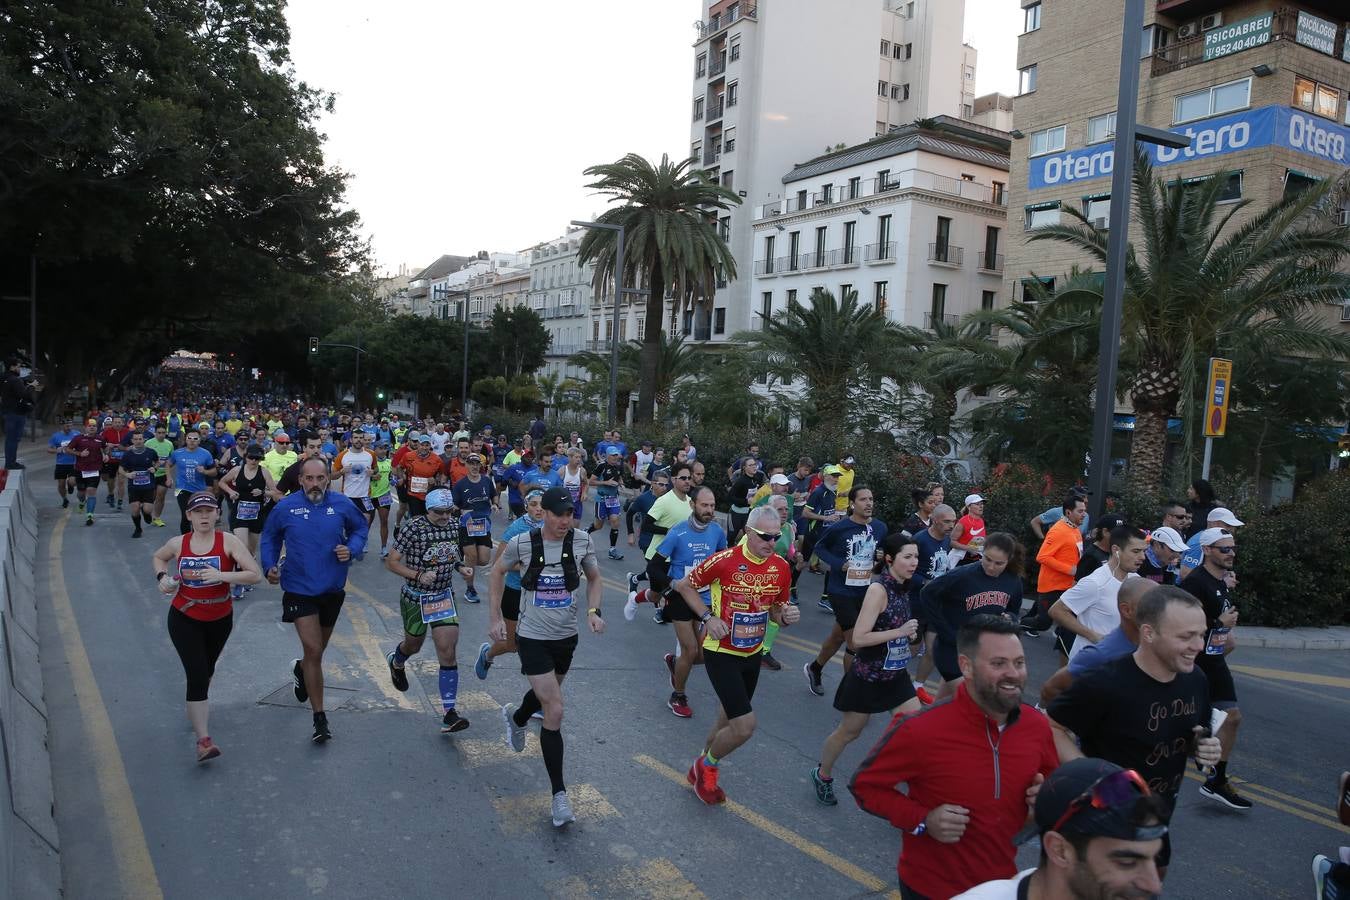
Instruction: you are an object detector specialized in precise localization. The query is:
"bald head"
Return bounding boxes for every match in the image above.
[1117,577,1152,623]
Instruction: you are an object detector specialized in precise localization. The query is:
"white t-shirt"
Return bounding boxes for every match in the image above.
[428,430,450,455]
[1060,563,1137,659]
[952,869,1034,898]
[336,449,375,498]
[634,450,654,479]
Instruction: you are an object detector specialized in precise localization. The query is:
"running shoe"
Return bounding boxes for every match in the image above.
[760,652,782,671]
[551,790,577,827]
[668,692,692,718]
[652,611,668,625]
[380,545,390,559]
[132,529,143,539]
[1339,771,1350,826]
[811,765,837,806]
[688,756,725,805]
[803,661,824,696]
[291,659,308,703]
[386,650,409,692]
[531,710,543,721]
[117,498,123,510]
[607,548,624,561]
[474,641,492,680]
[106,494,114,507]
[789,590,799,607]
[916,686,936,705]
[463,587,481,604]
[229,583,243,599]
[502,703,527,752]
[62,498,68,509]
[440,710,470,733]
[312,713,331,744]
[1020,627,1042,638]
[624,591,639,621]
[1199,779,1253,810]
[196,736,221,764]
[817,598,833,614]
[152,518,166,527]
[84,516,93,526]
[626,571,639,594]
[664,652,676,690]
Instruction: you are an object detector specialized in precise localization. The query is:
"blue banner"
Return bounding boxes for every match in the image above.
[1027,105,1350,191]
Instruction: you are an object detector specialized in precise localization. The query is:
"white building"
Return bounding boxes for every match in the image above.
[688,0,976,343]
[527,229,598,379]
[750,117,1011,332]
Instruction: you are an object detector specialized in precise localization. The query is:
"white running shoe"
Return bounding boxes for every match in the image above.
[623,591,638,621]
[551,790,576,827]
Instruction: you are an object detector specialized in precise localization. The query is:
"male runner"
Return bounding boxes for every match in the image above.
[451,453,498,602]
[476,490,545,679]
[67,418,107,526]
[399,434,445,519]
[47,418,80,508]
[587,446,626,560]
[332,431,376,523]
[99,415,133,509]
[119,431,162,538]
[167,430,217,534]
[145,423,176,526]
[635,462,693,623]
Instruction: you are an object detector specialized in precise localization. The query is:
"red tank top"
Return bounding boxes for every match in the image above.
[173,531,234,621]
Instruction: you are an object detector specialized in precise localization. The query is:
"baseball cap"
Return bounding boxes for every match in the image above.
[769,473,791,486]
[1035,758,1169,841]
[1149,526,1188,553]
[1207,507,1243,527]
[540,486,575,515]
[407,431,421,442]
[1196,527,1233,547]
[197,421,211,430]
[274,432,291,443]
[424,489,455,510]
[185,491,219,512]
[964,493,985,506]
[1096,513,1126,533]
[244,444,265,460]
[822,465,842,477]
[605,446,620,456]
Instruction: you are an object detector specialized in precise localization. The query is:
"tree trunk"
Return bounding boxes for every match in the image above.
[1129,406,1169,493]
[634,267,665,424]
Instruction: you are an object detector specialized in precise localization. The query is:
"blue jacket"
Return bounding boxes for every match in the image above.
[260,489,369,596]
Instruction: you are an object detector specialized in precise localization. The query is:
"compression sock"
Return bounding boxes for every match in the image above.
[143,511,153,524]
[391,644,411,667]
[609,528,619,548]
[513,689,542,727]
[438,665,459,713]
[85,496,96,515]
[1212,761,1228,784]
[761,620,780,653]
[131,513,142,533]
[703,750,720,768]
[540,726,566,795]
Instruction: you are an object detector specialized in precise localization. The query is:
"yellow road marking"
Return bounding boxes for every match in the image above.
[1228,776,1350,823]
[773,632,846,667]
[342,600,424,713]
[456,733,541,767]
[549,858,706,899]
[47,516,164,899]
[1183,772,1347,832]
[492,783,619,835]
[633,754,899,898]
[1229,664,1350,691]
[456,689,507,713]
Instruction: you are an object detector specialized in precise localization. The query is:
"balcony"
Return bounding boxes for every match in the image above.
[756,200,782,218]
[977,252,1004,274]
[703,146,721,166]
[864,242,896,263]
[924,312,959,331]
[585,339,615,353]
[756,171,1006,223]
[709,56,726,78]
[928,243,963,267]
[690,326,712,341]
[706,100,724,123]
[754,258,777,276]
[695,4,757,42]
[1150,9,1304,77]
[549,343,582,358]
[812,189,837,207]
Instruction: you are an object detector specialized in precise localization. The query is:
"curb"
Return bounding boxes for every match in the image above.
[1236,627,1350,651]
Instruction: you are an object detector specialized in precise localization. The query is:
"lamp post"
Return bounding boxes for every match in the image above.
[310,338,367,409]
[571,220,625,424]
[1084,0,1192,519]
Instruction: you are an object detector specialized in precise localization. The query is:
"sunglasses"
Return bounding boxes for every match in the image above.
[1211,545,1236,554]
[748,528,779,543]
[1050,769,1151,835]
[673,474,691,480]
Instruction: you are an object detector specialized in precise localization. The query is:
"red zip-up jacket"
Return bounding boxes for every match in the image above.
[849,684,1058,899]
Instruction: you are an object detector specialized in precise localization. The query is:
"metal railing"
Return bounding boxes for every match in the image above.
[703,146,721,166]
[977,252,1004,273]
[695,4,757,41]
[706,100,724,122]
[1150,9,1300,77]
[585,339,615,352]
[924,312,959,330]
[864,241,896,262]
[927,243,963,266]
[757,171,1006,223]
[709,56,726,77]
[813,189,836,207]
[754,258,776,276]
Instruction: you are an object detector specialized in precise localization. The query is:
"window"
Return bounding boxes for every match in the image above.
[786,288,798,309]
[877,168,892,190]
[893,43,903,59]
[820,182,833,203]
[881,39,891,56]
[727,2,739,21]
[891,85,902,100]
[788,231,800,270]
[1215,172,1242,203]
[636,319,645,341]
[1284,170,1319,202]
[1087,112,1117,144]
[760,292,772,330]
[1019,64,1037,95]
[934,216,952,258]
[727,81,739,107]
[1294,77,1339,120]
[763,234,775,264]
[843,221,857,262]
[984,226,999,264]
[873,281,888,314]
[904,43,913,59]
[848,176,861,199]
[796,188,808,210]
[618,319,627,341]
[981,290,996,312]
[930,284,947,323]
[840,283,853,300]
[691,141,701,162]
[696,54,707,77]
[1141,24,1171,59]
[719,216,731,240]
[878,80,889,97]
[1024,3,1041,32]
[1174,77,1250,124]
[592,320,600,341]
[729,37,740,61]
[877,214,892,246]
[682,310,693,334]
[721,170,733,188]
[1083,195,1112,229]
[694,97,705,120]
[1024,202,1061,229]
[902,83,911,100]
[814,226,827,262]
[1028,124,1066,157]
[723,126,736,152]
[713,307,726,335]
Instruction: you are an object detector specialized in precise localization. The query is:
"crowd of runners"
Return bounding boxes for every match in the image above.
[44,372,1350,899]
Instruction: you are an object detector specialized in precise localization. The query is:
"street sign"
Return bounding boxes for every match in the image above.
[1203,357,1233,437]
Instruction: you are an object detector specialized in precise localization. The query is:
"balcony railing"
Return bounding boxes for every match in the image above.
[757,170,1006,223]
[703,146,721,166]
[754,258,776,276]
[706,100,724,122]
[924,312,959,331]
[695,4,757,41]
[550,343,582,357]
[813,189,836,207]
[709,56,726,78]
[977,252,1004,273]
[1150,9,1301,77]
[691,326,712,341]
[927,243,964,267]
[864,241,896,262]
[585,339,615,352]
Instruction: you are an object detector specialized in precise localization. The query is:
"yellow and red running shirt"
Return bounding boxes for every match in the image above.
[687,544,791,657]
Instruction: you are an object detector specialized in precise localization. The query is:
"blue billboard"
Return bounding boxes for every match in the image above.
[1027,105,1350,191]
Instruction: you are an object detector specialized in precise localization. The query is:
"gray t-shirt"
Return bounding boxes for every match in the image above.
[502,528,597,641]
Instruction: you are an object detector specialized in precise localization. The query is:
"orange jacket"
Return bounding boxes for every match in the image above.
[1036,518,1082,592]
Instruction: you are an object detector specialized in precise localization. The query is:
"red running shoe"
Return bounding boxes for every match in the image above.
[196,736,221,763]
[915,686,935,705]
[663,652,676,690]
[668,692,693,718]
[688,756,725,805]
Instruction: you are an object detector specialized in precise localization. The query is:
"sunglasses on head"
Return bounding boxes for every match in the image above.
[748,528,779,542]
[1050,769,1152,835]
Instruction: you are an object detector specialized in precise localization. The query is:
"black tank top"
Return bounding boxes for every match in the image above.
[234,464,267,502]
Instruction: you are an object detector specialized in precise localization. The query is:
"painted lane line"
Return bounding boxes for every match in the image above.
[1229,663,1350,691]
[342,582,435,714]
[1182,771,1347,832]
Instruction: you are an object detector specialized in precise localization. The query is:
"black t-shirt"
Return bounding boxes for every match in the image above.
[921,562,1023,645]
[901,512,928,535]
[1179,565,1233,656]
[729,472,766,509]
[119,447,160,477]
[1048,653,1211,798]
[1075,542,1109,580]
[591,462,624,489]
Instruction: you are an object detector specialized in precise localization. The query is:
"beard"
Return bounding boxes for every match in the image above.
[969,673,1025,716]
[305,486,326,502]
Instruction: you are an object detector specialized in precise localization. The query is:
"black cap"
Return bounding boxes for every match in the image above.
[1035,758,1169,841]
[539,486,574,515]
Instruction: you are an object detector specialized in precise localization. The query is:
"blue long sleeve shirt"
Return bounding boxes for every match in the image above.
[260,489,369,595]
[814,517,888,603]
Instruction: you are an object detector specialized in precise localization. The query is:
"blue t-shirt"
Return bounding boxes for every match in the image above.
[1067,626,1136,675]
[49,430,79,466]
[1039,505,1092,535]
[451,475,495,520]
[321,441,338,459]
[215,432,236,452]
[520,466,562,493]
[658,519,728,599]
[1179,534,1205,572]
[814,518,889,602]
[503,461,530,505]
[501,514,543,590]
[169,447,215,493]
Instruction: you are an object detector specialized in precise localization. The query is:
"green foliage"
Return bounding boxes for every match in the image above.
[471,375,541,413]
[313,315,480,414]
[481,307,551,380]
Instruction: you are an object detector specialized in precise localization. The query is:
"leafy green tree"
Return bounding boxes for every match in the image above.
[576,153,740,423]
[471,375,541,413]
[482,307,551,379]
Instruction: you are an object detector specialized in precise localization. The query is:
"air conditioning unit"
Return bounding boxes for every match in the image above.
[1199,12,1224,30]
[1092,217,1109,229]
[1177,21,1200,38]
[1338,209,1350,226]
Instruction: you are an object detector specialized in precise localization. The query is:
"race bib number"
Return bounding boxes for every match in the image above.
[532,572,572,609]
[109,448,124,460]
[236,501,261,521]
[729,610,768,650]
[417,588,456,624]
[376,493,392,508]
[465,517,489,537]
[492,464,506,479]
[1205,627,1230,656]
[603,495,622,514]
[131,470,152,487]
[883,637,912,671]
[410,475,431,495]
[179,555,222,586]
[567,483,581,501]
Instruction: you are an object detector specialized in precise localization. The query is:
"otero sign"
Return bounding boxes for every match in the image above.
[1203,13,1272,61]
[1027,105,1350,190]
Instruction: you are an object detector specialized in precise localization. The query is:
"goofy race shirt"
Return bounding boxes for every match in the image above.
[687,544,791,658]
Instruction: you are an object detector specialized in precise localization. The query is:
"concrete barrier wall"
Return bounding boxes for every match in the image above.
[0,470,60,898]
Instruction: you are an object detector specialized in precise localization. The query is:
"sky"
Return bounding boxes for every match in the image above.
[285,0,1024,276]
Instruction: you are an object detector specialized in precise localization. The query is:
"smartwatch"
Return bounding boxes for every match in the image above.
[588,608,602,618]
[699,610,713,624]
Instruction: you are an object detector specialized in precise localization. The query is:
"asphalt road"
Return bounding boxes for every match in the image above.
[31,474,1350,899]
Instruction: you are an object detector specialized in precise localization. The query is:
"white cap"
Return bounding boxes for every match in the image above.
[964,493,985,506]
[1196,527,1233,547]
[1149,526,1188,552]
[769,473,791,486]
[1208,507,1243,527]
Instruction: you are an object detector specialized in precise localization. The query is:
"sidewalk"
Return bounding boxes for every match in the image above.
[1237,626,1350,651]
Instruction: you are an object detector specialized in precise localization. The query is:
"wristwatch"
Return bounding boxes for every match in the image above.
[910,822,927,837]
[588,607,602,618]
[699,610,713,624]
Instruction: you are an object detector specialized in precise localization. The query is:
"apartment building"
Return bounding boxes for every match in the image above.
[527,229,598,379]
[687,0,976,343]
[1007,0,1350,330]
[970,93,1016,131]
[750,117,1011,334]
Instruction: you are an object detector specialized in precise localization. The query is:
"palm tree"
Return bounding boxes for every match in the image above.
[734,286,912,428]
[576,153,741,424]
[1029,154,1350,490]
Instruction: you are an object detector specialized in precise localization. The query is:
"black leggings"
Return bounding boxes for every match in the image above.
[176,490,191,534]
[167,607,233,702]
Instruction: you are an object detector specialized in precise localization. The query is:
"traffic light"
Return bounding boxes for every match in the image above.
[376,390,385,400]
[308,337,318,354]
[1338,432,1350,459]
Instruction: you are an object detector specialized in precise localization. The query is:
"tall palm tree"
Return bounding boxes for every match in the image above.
[734,286,913,428]
[1030,154,1350,490]
[576,153,741,423]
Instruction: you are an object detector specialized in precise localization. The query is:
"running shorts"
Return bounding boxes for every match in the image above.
[281,591,346,627]
[517,634,578,677]
[704,649,761,719]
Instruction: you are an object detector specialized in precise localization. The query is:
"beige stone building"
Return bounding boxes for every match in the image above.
[1007,0,1350,332]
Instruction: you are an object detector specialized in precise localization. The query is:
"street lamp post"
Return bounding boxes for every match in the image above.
[571,220,624,424]
[311,338,367,410]
[461,284,470,417]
